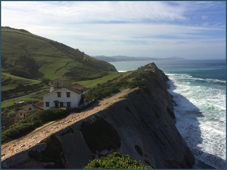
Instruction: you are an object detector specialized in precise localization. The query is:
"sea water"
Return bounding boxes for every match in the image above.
[109,59,226,169]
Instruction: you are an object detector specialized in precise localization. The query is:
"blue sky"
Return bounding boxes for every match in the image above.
[1,1,226,59]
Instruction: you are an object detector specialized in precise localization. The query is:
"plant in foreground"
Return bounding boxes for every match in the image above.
[84,152,152,169]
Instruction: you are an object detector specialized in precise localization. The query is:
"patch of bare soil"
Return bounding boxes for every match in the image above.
[1,88,135,161]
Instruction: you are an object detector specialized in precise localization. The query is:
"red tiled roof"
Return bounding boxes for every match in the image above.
[43,83,88,96]
[34,101,44,109]
[65,83,89,94]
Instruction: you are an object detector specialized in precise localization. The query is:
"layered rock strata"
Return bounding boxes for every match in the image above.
[1,63,194,169]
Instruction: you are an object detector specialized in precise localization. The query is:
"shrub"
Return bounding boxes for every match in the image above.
[84,152,152,169]
[2,123,35,143]
[36,108,69,124]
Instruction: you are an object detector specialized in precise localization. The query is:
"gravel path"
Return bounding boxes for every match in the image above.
[1,88,133,161]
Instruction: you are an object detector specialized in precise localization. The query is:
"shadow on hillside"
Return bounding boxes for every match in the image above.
[168,80,226,169]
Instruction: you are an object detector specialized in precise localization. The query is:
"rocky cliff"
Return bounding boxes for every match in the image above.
[1,63,194,169]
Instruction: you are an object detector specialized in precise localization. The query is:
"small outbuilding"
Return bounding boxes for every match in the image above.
[14,104,41,123]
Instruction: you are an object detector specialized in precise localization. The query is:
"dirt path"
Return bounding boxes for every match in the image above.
[1,88,134,161]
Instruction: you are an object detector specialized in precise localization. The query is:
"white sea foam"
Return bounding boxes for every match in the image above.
[167,73,226,169]
[110,60,226,168]
[167,73,226,85]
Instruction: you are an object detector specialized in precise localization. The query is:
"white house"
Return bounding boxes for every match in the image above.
[43,83,88,110]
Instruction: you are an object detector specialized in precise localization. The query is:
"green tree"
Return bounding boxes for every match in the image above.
[9,55,43,79]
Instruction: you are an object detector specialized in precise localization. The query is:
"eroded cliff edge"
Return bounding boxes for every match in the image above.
[1,63,194,169]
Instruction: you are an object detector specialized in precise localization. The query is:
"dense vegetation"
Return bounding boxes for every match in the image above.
[86,63,159,100]
[84,152,152,169]
[3,55,43,79]
[1,108,70,144]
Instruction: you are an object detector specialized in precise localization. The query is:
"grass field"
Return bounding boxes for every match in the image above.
[1,96,41,108]
[75,72,127,88]
[1,88,49,109]
[2,27,117,81]
[1,72,42,92]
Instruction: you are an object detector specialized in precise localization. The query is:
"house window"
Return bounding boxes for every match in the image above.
[66,92,70,98]
[45,102,50,107]
[67,102,71,108]
[57,92,61,97]
[60,102,64,107]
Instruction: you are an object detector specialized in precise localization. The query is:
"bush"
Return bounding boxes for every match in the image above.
[84,152,152,169]
[2,123,35,143]
[36,108,70,124]
[9,67,31,79]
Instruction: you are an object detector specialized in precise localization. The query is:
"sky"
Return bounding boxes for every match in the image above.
[1,1,226,60]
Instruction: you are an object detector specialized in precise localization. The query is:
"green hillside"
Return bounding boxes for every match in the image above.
[1,26,117,101]
[1,26,117,81]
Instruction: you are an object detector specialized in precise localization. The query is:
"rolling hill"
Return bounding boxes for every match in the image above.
[1,26,117,101]
[1,26,117,81]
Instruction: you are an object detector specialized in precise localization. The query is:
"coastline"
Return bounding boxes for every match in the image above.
[111,60,226,169]
[1,63,195,169]
[166,75,226,169]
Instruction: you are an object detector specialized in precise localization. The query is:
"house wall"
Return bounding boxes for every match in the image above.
[43,88,82,110]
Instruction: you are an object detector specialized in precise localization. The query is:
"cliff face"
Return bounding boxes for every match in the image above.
[1,63,194,169]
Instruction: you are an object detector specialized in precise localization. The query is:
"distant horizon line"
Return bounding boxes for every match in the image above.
[92,55,226,61]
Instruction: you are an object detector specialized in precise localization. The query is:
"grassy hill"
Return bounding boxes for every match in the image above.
[1,72,45,101]
[1,26,117,80]
[1,26,117,100]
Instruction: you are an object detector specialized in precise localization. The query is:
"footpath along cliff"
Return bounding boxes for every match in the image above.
[1,63,194,169]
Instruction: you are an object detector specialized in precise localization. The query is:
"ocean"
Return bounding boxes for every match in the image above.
[109,59,226,169]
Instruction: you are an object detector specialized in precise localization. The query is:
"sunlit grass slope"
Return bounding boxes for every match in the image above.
[1,26,117,81]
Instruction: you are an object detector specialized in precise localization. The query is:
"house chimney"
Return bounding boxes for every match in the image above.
[50,85,54,92]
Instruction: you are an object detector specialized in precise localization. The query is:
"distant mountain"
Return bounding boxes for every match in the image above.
[93,55,155,62]
[157,56,187,60]
[93,55,186,62]
[1,26,117,81]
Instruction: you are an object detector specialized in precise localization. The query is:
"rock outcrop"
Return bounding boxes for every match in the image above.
[1,63,194,169]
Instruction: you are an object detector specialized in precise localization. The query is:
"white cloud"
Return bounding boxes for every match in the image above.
[1,1,226,59]
[2,1,187,25]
